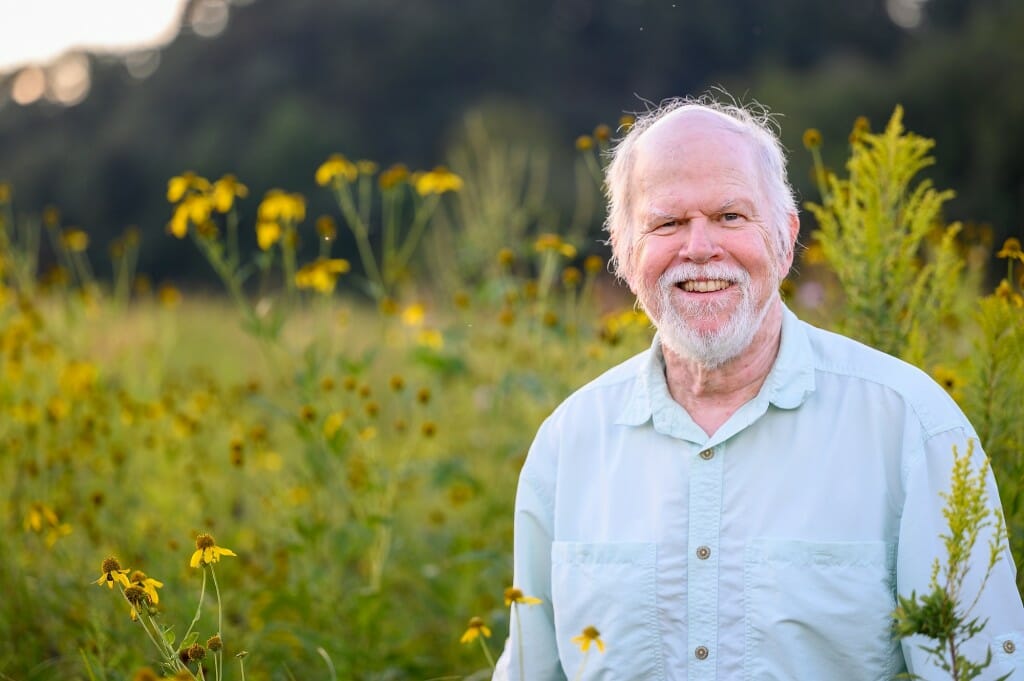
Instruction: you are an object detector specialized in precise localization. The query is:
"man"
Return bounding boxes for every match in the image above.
[493,97,1024,680]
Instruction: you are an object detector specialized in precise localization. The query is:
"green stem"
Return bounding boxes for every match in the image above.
[391,195,440,282]
[210,566,224,681]
[183,569,207,644]
[477,634,496,670]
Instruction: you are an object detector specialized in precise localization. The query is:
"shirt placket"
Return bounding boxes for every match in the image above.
[687,444,723,680]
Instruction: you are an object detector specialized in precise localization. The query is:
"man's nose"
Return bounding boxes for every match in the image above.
[677,218,721,263]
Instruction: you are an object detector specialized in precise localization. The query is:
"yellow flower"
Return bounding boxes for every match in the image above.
[584,254,603,274]
[168,194,213,239]
[96,556,131,589]
[413,166,463,196]
[996,237,1023,261]
[158,283,182,308]
[315,154,359,186]
[378,163,409,190]
[256,221,281,251]
[417,328,444,349]
[166,171,210,203]
[211,174,248,213]
[323,410,347,438]
[533,233,576,258]
[593,124,612,142]
[189,533,237,568]
[802,128,822,150]
[61,228,89,252]
[258,189,306,223]
[295,258,351,294]
[571,625,606,653]
[60,360,98,395]
[460,616,492,644]
[316,215,337,241]
[575,135,594,151]
[504,587,542,607]
[357,159,378,175]
[618,114,635,132]
[402,303,425,327]
[130,571,164,605]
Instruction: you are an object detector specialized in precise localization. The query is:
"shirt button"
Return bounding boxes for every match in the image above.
[696,546,711,560]
[1004,640,1017,654]
[699,449,714,460]
[695,646,709,660]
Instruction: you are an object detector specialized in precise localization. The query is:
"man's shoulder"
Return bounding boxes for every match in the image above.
[545,348,649,422]
[800,319,967,433]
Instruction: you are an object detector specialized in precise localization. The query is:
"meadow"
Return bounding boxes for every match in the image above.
[2,109,1022,681]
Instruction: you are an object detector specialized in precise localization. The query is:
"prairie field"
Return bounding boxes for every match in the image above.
[2,111,1022,680]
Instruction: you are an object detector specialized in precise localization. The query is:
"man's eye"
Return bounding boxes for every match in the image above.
[722,212,742,222]
[651,221,680,234]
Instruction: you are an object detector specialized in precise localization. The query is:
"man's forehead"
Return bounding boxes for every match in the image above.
[640,107,746,147]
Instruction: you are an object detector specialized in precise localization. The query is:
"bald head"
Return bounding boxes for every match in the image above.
[604,98,799,285]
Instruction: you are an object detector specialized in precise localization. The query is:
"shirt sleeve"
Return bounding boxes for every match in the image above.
[493,419,567,681]
[897,427,1024,680]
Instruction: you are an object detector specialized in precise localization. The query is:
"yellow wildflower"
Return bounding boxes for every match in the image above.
[460,616,492,644]
[402,303,425,327]
[315,154,359,186]
[593,124,612,142]
[533,233,576,258]
[584,254,603,274]
[802,128,822,150]
[61,228,89,252]
[168,194,213,239]
[211,174,248,213]
[166,171,210,203]
[504,587,542,607]
[256,221,281,251]
[413,166,463,195]
[618,114,635,132]
[158,284,182,308]
[60,360,98,395]
[378,163,409,190]
[562,266,582,287]
[24,502,58,533]
[575,135,594,151]
[129,571,164,604]
[316,215,337,241]
[295,258,351,294]
[323,410,347,438]
[189,533,236,568]
[95,556,131,589]
[996,237,1023,261]
[571,625,606,653]
[417,328,444,349]
[357,159,378,175]
[258,189,305,223]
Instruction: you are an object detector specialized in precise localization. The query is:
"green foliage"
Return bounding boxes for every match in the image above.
[803,106,973,366]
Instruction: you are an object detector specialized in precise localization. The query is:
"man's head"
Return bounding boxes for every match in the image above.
[603,97,800,367]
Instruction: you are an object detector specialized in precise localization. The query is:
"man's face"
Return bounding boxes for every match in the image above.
[628,111,793,367]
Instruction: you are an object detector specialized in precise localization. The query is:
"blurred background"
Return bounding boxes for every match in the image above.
[0,0,1021,285]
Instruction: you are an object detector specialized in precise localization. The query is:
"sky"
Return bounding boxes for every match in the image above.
[0,0,188,74]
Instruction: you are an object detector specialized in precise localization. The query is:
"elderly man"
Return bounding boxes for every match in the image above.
[493,98,1024,680]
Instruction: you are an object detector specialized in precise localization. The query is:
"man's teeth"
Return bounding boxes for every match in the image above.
[680,279,731,293]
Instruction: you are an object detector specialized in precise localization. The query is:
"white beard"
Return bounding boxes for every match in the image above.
[639,262,776,369]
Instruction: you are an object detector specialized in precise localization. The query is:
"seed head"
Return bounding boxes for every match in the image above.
[187,643,207,661]
[195,533,216,550]
[206,635,223,652]
[101,557,123,573]
[124,585,149,606]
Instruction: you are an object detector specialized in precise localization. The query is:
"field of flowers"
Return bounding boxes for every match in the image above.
[2,109,1022,681]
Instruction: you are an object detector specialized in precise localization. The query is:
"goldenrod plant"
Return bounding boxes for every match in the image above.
[893,442,1012,681]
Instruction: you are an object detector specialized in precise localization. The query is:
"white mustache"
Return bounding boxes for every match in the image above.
[658,263,750,288]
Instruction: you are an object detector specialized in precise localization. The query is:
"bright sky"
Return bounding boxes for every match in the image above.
[0,0,187,74]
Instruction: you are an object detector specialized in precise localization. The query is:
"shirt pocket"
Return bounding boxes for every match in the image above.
[744,539,901,681]
[551,541,665,681]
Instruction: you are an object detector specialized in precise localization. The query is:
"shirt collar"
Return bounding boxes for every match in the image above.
[616,304,817,433]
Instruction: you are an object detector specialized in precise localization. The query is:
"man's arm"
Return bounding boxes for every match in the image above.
[493,423,566,681]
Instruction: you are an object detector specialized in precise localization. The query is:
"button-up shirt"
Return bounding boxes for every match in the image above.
[494,306,1024,680]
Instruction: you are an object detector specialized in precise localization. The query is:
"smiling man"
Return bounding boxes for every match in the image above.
[493,97,1024,680]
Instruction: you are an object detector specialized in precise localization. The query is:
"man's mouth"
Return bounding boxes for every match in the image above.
[678,279,732,293]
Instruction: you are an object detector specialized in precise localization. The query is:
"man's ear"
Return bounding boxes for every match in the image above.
[784,212,800,270]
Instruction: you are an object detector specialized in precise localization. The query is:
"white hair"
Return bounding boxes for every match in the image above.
[603,94,799,285]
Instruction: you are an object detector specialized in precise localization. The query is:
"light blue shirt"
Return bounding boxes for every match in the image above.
[494,306,1024,680]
